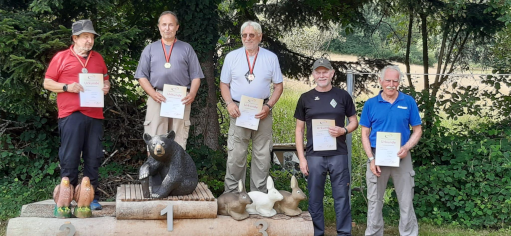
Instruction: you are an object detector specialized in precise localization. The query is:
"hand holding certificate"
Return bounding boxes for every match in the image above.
[375,132,401,167]
[79,73,104,107]
[235,95,263,130]
[312,119,336,151]
[160,84,187,119]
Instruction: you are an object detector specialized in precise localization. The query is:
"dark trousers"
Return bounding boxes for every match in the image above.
[58,112,103,200]
[307,155,352,236]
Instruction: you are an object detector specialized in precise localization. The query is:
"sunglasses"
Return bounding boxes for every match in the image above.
[241,33,258,39]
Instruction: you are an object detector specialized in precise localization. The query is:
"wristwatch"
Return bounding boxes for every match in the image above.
[368,156,375,162]
[264,103,272,111]
[63,84,68,92]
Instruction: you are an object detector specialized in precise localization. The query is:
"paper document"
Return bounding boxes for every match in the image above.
[79,73,104,107]
[160,84,187,119]
[312,119,336,151]
[375,132,401,167]
[235,95,264,130]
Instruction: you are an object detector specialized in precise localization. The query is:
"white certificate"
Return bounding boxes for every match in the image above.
[79,73,104,107]
[235,95,263,130]
[160,84,187,119]
[375,132,401,167]
[312,119,336,151]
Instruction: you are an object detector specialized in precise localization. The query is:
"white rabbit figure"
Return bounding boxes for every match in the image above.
[246,176,284,217]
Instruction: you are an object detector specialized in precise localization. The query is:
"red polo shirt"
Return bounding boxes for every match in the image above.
[45,45,109,119]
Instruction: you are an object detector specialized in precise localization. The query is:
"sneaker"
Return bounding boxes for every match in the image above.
[90,199,102,210]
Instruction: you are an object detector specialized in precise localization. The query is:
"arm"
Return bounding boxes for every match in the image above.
[138,77,166,103]
[295,119,308,176]
[328,114,359,137]
[182,78,200,105]
[43,78,83,93]
[255,82,283,119]
[220,82,240,118]
[397,125,422,158]
[362,126,381,177]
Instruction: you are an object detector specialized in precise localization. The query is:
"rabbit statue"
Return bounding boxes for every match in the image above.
[246,176,284,217]
[273,175,307,216]
[217,179,253,220]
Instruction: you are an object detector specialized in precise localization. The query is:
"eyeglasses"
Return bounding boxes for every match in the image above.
[241,33,257,39]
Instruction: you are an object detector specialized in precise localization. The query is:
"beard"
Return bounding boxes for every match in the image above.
[75,45,92,55]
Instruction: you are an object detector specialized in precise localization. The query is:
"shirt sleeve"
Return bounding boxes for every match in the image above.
[187,46,205,80]
[409,98,422,126]
[345,92,356,117]
[45,52,64,81]
[359,100,371,128]
[134,45,151,80]
[220,53,232,84]
[271,55,283,84]
[294,94,305,121]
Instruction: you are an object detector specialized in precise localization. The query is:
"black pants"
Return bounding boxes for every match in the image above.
[58,112,103,200]
[307,154,352,236]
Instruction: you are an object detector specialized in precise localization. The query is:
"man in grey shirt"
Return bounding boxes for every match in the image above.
[135,11,204,150]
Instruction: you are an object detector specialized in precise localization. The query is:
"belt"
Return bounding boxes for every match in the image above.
[155,88,190,92]
[233,98,269,103]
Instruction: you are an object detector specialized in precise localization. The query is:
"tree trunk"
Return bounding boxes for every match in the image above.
[419,11,433,130]
[405,10,414,91]
[191,51,220,150]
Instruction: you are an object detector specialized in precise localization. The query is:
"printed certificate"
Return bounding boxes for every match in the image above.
[375,132,401,167]
[160,84,187,119]
[235,95,264,130]
[79,73,104,107]
[312,119,336,151]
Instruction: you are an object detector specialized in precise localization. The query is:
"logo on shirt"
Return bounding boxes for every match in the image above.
[314,96,320,101]
[397,106,408,109]
[330,99,337,108]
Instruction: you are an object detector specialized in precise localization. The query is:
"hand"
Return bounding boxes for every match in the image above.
[150,91,166,104]
[181,93,196,105]
[102,83,110,95]
[227,102,240,118]
[67,82,84,93]
[255,105,270,120]
[397,146,409,159]
[299,158,309,176]
[370,160,381,177]
[328,126,345,138]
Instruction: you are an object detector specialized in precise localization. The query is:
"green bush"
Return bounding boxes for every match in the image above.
[414,121,511,228]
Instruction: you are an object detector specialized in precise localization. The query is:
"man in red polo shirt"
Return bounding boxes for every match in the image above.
[43,19,110,210]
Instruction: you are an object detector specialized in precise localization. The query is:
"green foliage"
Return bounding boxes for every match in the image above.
[414,121,511,228]
[329,31,437,66]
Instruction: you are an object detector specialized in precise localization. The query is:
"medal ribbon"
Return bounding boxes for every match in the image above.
[245,47,259,75]
[161,38,177,64]
[70,45,91,71]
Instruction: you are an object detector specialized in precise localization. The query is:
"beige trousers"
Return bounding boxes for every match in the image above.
[224,111,273,193]
[144,91,191,150]
[365,151,418,236]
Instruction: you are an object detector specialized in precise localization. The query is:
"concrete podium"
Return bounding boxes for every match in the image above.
[7,183,314,236]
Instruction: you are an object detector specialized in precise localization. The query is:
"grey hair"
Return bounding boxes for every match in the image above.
[379,65,403,82]
[158,11,179,25]
[240,21,262,35]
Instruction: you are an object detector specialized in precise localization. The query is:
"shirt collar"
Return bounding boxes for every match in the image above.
[376,90,404,103]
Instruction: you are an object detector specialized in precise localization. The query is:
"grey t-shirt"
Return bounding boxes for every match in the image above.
[135,40,204,90]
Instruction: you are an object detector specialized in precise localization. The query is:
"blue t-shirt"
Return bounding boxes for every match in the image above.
[360,91,422,147]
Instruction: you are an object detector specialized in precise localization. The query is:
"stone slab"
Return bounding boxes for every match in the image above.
[7,213,313,236]
[20,199,115,218]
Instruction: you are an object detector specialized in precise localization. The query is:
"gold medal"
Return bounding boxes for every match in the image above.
[164,63,171,69]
